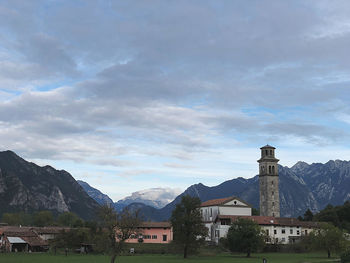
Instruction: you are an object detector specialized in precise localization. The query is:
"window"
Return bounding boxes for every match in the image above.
[163,235,167,242]
[152,235,157,239]
[215,230,220,238]
[270,150,273,155]
[290,229,293,234]
[266,229,269,235]
[281,229,285,234]
[271,181,274,185]
[269,166,272,174]
[305,230,308,235]
[297,230,300,235]
[272,166,275,174]
[282,238,285,242]
[210,208,212,217]
[274,230,277,235]
[144,235,151,239]
[265,150,268,155]
[272,202,275,207]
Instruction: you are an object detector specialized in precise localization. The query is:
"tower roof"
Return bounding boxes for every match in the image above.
[260,144,275,149]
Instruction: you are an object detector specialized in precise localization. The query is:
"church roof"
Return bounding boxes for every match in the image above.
[260,144,275,149]
[200,196,251,207]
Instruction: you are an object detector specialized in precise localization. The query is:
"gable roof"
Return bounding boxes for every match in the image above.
[139,222,171,228]
[200,196,251,207]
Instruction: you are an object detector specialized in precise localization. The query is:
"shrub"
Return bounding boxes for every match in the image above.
[341,250,350,263]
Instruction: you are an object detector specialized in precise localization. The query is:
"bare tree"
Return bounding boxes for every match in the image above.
[98,206,142,263]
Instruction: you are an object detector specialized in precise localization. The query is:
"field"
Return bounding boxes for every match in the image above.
[0,252,340,263]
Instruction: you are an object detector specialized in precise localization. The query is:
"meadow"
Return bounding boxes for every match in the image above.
[0,252,339,263]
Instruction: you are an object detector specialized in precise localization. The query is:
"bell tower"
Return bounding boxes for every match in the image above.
[258,145,280,217]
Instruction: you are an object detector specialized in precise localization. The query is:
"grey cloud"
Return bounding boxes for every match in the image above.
[0,0,350,170]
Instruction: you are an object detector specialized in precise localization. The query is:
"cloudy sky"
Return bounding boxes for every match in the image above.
[1,0,350,201]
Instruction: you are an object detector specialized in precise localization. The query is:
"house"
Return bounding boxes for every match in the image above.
[31,227,70,241]
[199,196,252,242]
[0,226,49,252]
[212,215,318,244]
[125,222,173,244]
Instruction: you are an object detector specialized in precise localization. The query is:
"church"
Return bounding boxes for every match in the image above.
[200,145,317,244]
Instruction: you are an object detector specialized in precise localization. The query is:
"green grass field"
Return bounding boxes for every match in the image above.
[0,252,340,263]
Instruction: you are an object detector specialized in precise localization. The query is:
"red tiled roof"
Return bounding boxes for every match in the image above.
[22,236,48,247]
[139,222,171,228]
[200,197,235,207]
[0,226,37,236]
[32,227,70,234]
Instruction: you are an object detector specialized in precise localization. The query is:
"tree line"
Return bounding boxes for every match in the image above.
[298,201,350,233]
[1,211,88,228]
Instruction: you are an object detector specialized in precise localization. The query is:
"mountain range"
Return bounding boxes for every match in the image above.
[0,151,99,220]
[80,159,350,221]
[1,150,349,222]
[77,180,181,211]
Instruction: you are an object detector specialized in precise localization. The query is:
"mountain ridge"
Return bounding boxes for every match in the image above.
[124,160,350,221]
[0,150,100,220]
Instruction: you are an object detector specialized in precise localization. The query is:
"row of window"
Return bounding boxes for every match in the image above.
[129,234,165,240]
[260,165,276,174]
[266,229,300,235]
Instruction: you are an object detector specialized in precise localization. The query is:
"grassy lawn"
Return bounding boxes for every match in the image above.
[0,252,340,263]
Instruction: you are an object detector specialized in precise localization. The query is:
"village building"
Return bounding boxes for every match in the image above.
[0,226,71,252]
[200,145,318,244]
[0,226,49,252]
[200,196,252,241]
[213,215,318,244]
[125,222,173,244]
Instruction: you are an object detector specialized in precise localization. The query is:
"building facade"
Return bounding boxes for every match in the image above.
[124,222,173,244]
[213,215,318,244]
[258,145,280,217]
[199,196,252,242]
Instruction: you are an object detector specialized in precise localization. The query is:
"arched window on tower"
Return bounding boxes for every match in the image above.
[265,150,268,156]
[272,166,275,174]
[270,150,272,155]
[269,166,272,174]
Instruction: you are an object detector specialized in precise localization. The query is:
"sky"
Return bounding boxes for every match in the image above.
[1,0,350,201]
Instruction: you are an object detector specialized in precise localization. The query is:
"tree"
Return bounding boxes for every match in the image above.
[2,212,32,226]
[97,206,141,263]
[170,195,208,259]
[33,211,54,226]
[226,218,265,257]
[308,223,347,258]
[252,208,260,216]
[58,212,80,227]
[315,204,340,226]
[303,209,314,221]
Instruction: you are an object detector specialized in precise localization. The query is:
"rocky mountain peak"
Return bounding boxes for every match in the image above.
[0,151,100,219]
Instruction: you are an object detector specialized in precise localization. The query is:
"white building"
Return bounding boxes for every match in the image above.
[199,196,252,242]
[200,197,318,244]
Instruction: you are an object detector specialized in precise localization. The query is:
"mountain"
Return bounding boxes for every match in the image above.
[0,151,100,220]
[114,187,182,211]
[134,160,350,221]
[77,180,114,206]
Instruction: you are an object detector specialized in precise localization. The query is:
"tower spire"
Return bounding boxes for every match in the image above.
[258,145,280,217]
